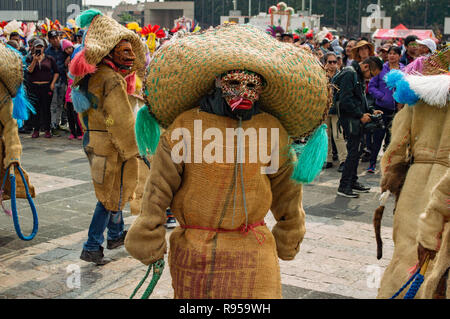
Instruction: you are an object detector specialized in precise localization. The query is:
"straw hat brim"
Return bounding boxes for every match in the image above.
[145,24,330,138]
[73,15,146,86]
[351,41,375,62]
[0,44,23,97]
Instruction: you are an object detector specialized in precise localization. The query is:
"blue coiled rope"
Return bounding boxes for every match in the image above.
[390,257,429,299]
[1,165,38,241]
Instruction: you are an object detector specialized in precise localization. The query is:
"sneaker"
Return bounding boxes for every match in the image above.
[44,130,52,138]
[31,130,39,138]
[77,135,83,140]
[80,246,111,265]
[337,162,345,173]
[367,164,375,174]
[337,187,359,198]
[107,230,127,250]
[352,182,371,193]
[68,134,75,140]
[51,128,61,137]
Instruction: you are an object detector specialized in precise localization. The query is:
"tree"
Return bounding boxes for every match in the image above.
[119,12,134,24]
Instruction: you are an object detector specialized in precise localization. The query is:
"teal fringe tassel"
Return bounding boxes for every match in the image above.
[12,84,35,128]
[291,124,328,184]
[76,8,102,28]
[71,87,91,113]
[135,106,160,157]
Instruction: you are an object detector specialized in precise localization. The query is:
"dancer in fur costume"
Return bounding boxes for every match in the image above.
[125,24,331,298]
[376,48,449,299]
[68,9,147,265]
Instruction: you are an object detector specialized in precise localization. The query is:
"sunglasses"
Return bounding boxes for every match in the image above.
[327,60,338,64]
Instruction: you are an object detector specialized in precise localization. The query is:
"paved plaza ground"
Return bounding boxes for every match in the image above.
[0,130,396,299]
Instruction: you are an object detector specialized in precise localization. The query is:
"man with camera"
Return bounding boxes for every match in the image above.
[333,56,384,198]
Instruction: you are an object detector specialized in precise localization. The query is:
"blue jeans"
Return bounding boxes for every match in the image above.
[83,201,124,251]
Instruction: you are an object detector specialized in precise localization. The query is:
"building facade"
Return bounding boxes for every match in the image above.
[0,0,83,23]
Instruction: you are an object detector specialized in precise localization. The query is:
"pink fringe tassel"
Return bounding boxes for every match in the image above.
[69,48,97,77]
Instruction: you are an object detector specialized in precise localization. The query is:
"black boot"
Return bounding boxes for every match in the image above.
[107,230,127,250]
[80,246,111,265]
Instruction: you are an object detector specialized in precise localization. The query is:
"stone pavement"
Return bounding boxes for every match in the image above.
[0,130,396,299]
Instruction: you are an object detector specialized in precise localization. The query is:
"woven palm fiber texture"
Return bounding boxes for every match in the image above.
[144,23,330,138]
[72,14,146,87]
[0,44,23,97]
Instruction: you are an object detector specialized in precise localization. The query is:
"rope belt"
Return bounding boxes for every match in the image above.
[181,220,266,245]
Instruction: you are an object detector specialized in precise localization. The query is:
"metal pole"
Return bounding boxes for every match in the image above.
[358,0,361,37]
[302,0,305,11]
[212,0,215,26]
[424,0,428,28]
[249,0,252,17]
[309,0,312,15]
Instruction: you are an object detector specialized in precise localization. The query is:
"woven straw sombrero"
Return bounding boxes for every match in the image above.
[144,23,330,139]
[70,9,146,87]
[0,43,23,97]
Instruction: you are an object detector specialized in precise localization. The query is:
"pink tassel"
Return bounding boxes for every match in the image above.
[69,48,97,77]
[124,72,136,95]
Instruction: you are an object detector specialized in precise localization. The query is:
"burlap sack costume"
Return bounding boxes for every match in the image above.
[377,49,450,299]
[69,10,146,212]
[125,24,330,298]
[417,170,450,298]
[0,44,35,200]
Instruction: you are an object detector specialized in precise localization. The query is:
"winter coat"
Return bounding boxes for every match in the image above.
[81,64,139,212]
[368,62,405,111]
[377,100,449,299]
[125,108,306,298]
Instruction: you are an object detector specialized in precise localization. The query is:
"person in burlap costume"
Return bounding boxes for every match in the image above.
[125,24,330,298]
[416,169,450,298]
[376,48,449,299]
[68,9,147,265]
[0,43,35,207]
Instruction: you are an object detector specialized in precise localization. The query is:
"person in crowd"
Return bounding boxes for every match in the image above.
[333,56,384,198]
[416,38,436,57]
[26,39,59,138]
[324,52,347,172]
[351,40,375,63]
[8,31,26,56]
[320,38,332,56]
[45,30,68,135]
[281,33,294,43]
[343,39,357,67]
[400,35,418,66]
[367,46,405,173]
[378,43,392,63]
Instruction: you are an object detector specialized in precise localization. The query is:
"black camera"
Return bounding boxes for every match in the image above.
[35,49,42,56]
[364,113,385,132]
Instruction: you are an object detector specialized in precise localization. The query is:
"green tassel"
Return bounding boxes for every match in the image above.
[76,9,102,28]
[291,124,328,184]
[135,105,161,157]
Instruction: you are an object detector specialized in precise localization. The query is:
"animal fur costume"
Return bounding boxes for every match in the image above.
[68,10,147,212]
[0,43,35,201]
[376,49,450,299]
[125,24,331,299]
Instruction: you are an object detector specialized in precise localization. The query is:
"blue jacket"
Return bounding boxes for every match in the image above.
[368,62,405,111]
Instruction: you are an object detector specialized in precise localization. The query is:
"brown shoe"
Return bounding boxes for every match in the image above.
[107,230,127,250]
[80,246,111,265]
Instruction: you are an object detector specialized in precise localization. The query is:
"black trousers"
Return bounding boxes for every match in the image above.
[66,102,82,137]
[28,83,52,131]
[339,118,363,189]
[368,107,396,166]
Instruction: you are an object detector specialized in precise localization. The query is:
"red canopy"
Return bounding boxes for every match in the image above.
[393,24,408,30]
[373,28,436,41]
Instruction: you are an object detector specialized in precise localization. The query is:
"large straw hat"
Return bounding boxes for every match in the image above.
[422,46,449,75]
[0,43,23,97]
[70,9,146,86]
[144,23,330,138]
[351,40,375,62]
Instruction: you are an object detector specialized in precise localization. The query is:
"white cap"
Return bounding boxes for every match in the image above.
[416,38,436,54]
